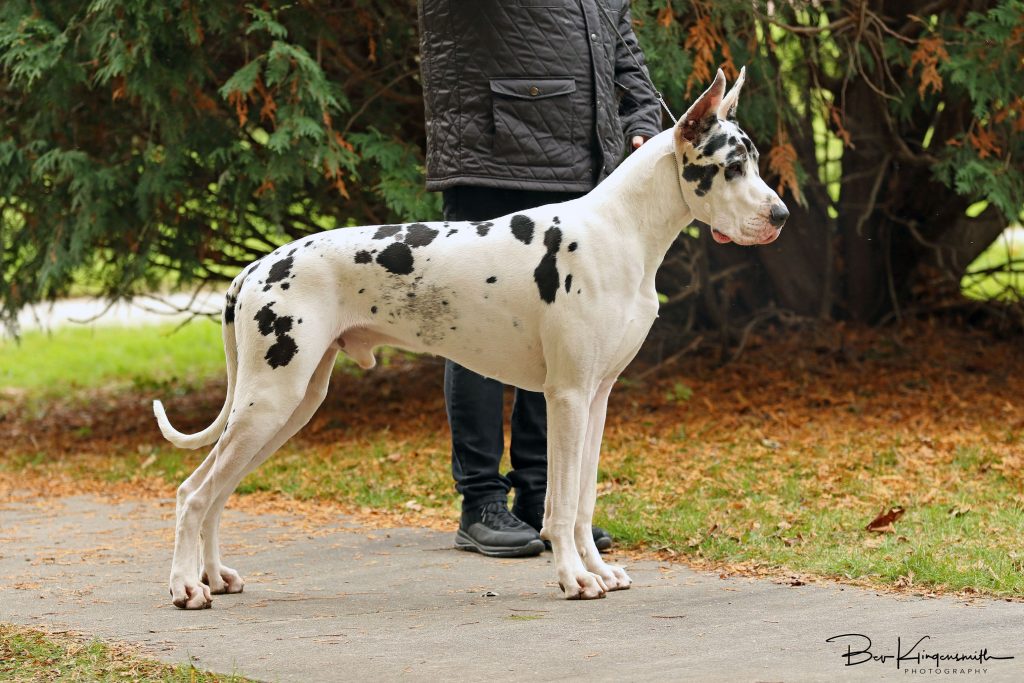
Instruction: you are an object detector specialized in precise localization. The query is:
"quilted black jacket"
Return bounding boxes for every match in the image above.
[418,0,662,192]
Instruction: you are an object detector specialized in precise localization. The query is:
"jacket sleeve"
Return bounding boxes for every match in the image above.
[614,2,663,139]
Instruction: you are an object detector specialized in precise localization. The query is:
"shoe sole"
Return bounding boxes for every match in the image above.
[454,529,545,558]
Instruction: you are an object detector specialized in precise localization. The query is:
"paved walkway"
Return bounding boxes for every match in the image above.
[1,495,1021,682]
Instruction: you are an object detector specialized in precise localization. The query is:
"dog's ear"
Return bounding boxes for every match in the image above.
[676,69,726,145]
[717,66,746,120]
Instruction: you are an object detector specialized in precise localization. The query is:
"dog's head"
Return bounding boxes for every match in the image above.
[674,67,788,245]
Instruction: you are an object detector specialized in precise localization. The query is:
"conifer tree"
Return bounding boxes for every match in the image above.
[2,1,1021,338]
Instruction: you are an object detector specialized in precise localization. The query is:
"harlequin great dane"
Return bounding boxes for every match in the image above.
[154,68,787,608]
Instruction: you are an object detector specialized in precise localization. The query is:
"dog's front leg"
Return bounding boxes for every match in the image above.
[541,386,607,600]
[575,379,631,590]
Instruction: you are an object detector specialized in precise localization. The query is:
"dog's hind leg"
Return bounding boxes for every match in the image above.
[198,345,339,596]
[574,378,631,591]
[170,343,334,610]
[542,384,608,600]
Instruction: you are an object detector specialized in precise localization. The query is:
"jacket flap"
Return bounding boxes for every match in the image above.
[489,78,576,100]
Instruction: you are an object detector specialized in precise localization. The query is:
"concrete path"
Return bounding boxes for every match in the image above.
[1,495,1021,682]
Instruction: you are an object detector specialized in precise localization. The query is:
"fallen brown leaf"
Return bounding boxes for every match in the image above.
[866,506,906,533]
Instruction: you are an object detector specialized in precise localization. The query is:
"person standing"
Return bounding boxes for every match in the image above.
[417,0,662,557]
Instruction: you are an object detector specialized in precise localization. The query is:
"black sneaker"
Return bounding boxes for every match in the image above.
[511,501,614,552]
[454,501,545,558]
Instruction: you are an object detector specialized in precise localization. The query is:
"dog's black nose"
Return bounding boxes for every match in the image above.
[769,204,789,228]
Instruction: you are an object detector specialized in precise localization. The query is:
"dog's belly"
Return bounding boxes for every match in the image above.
[339,310,549,392]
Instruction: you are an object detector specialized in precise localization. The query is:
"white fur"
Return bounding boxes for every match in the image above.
[155,70,786,607]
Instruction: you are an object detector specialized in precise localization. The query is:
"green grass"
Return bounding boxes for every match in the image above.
[0,624,252,682]
[0,322,226,396]
[590,438,1024,596]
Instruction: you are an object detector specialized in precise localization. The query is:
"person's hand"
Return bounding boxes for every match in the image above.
[631,135,648,151]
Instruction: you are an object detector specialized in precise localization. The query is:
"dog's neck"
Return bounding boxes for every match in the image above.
[582,129,693,272]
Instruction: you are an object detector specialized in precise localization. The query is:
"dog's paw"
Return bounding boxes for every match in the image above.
[170,577,213,610]
[594,563,631,591]
[558,570,607,600]
[202,566,245,595]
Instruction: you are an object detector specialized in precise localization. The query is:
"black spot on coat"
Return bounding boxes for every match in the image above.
[406,223,439,247]
[376,242,414,275]
[354,250,372,264]
[265,334,298,369]
[486,276,496,283]
[373,225,403,239]
[265,256,294,287]
[682,163,719,197]
[224,294,237,324]
[252,302,298,368]
[472,221,493,236]
[255,303,277,336]
[511,215,534,245]
[568,242,578,252]
[273,315,293,336]
[534,227,562,304]
[564,274,573,293]
[701,133,729,158]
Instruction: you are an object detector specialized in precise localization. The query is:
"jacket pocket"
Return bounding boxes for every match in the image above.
[490,77,576,168]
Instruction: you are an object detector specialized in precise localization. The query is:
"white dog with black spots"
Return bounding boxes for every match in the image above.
[155,68,788,608]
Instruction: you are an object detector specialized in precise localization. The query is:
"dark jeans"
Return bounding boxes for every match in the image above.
[442,186,584,510]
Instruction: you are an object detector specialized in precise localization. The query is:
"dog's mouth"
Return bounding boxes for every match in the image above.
[710,226,782,246]
[711,228,732,244]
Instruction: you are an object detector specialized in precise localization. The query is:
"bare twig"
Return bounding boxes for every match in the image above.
[752,10,855,36]
[67,299,117,325]
[853,154,891,237]
[633,335,704,381]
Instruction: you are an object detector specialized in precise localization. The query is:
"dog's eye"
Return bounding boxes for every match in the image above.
[725,161,745,180]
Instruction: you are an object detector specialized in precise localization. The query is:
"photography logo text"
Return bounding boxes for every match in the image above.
[825,634,1014,675]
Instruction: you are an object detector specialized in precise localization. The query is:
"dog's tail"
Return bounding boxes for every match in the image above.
[153,270,249,450]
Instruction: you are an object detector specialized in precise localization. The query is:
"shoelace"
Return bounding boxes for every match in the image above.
[479,503,528,531]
